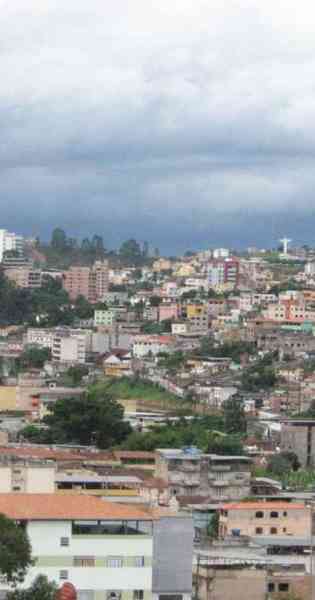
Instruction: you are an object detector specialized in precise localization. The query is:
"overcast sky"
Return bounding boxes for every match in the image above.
[2,0,315,253]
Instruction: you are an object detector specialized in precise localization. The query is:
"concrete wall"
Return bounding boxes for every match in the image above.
[152,516,193,596]
[281,423,315,467]
[0,386,17,411]
[195,567,266,600]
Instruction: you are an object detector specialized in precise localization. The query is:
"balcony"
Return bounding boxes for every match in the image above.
[211,480,230,487]
[210,465,231,472]
[181,463,200,472]
[183,478,200,487]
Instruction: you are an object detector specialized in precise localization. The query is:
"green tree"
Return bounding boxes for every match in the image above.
[50,228,67,250]
[7,575,58,600]
[18,346,51,370]
[119,239,142,262]
[74,295,94,319]
[43,386,132,448]
[207,511,219,538]
[223,396,247,435]
[66,365,89,385]
[0,514,32,585]
[267,452,300,477]
[207,431,244,455]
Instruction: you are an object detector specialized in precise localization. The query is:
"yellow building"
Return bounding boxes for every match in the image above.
[174,264,195,277]
[0,386,18,411]
[152,258,172,272]
[186,304,208,319]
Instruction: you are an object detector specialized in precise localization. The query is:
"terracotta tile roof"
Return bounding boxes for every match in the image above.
[114,451,156,460]
[0,494,153,521]
[0,447,113,462]
[222,502,306,510]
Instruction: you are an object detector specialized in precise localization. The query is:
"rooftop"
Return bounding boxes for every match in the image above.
[0,494,153,521]
[222,502,306,510]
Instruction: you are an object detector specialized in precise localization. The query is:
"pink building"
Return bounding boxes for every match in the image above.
[159,303,181,322]
[62,260,108,303]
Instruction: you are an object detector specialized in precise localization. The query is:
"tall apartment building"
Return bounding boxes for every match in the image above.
[5,267,42,289]
[52,329,87,364]
[155,448,251,501]
[208,259,239,289]
[0,229,24,262]
[0,494,193,600]
[63,260,109,303]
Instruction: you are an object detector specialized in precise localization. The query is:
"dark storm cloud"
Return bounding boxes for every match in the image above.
[1,0,315,252]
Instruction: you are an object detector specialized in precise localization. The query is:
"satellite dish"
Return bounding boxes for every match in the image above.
[57,582,77,600]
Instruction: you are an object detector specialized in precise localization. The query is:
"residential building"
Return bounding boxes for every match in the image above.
[185,304,209,331]
[103,291,129,305]
[26,328,55,348]
[103,350,132,378]
[143,306,159,322]
[155,448,251,501]
[193,550,312,600]
[132,336,176,358]
[208,259,239,289]
[0,457,55,493]
[5,268,42,288]
[0,229,24,262]
[213,248,230,259]
[94,310,117,327]
[63,260,109,303]
[219,502,310,539]
[52,330,86,364]
[0,494,193,600]
[159,303,181,322]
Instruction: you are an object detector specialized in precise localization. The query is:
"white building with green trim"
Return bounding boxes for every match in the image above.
[0,494,193,600]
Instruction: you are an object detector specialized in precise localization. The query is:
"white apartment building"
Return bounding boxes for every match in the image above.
[132,336,175,358]
[213,248,229,259]
[52,330,87,364]
[0,229,24,262]
[0,494,193,600]
[26,328,55,349]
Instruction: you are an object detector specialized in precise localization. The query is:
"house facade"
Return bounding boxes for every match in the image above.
[0,494,193,600]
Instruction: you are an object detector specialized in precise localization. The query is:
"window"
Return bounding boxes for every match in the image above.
[134,557,145,567]
[12,486,21,492]
[270,527,277,535]
[267,583,275,592]
[74,557,95,567]
[60,537,69,547]
[283,528,287,533]
[255,511,264,518]
[283,511,287,517]
[255,527,263,535]
[59,570,68,580]
[278,583,289,592]
[270,511,279,518]
[134,592,144,600]
[107,557,123,568]
[106,592,121,600]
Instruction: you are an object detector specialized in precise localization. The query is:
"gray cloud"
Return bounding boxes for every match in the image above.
[1,0,315,252]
